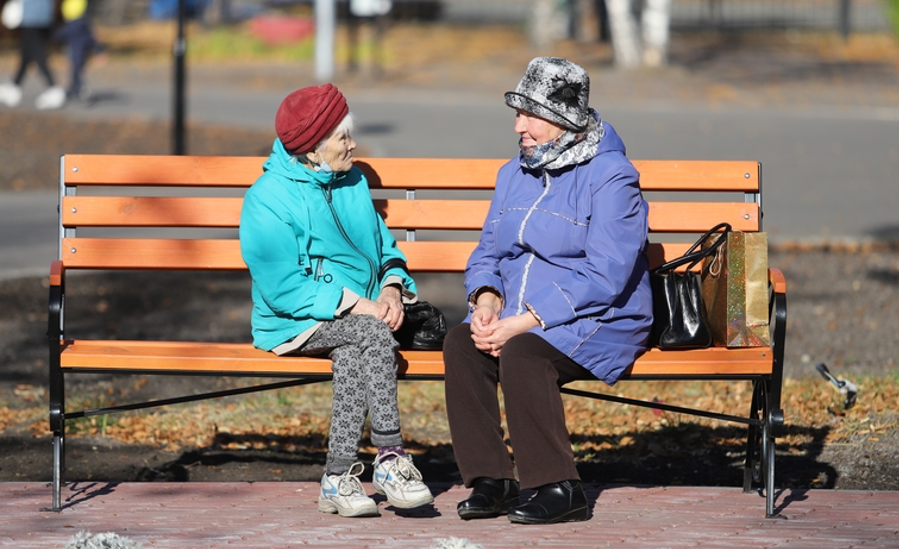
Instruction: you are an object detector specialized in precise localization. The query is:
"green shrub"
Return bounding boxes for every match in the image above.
[889,0,899,39]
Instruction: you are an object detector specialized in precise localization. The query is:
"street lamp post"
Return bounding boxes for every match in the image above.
[173,0,187,155]
[315,0,335,81]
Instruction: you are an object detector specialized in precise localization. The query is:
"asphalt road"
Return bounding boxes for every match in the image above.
[2,52,898,280]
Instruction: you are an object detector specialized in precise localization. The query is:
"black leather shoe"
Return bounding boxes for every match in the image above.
[507,480,589,524]
[457,477,521,520]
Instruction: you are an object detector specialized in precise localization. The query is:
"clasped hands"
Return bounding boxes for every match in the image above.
[349,285,405,331]
[470,293,538,357]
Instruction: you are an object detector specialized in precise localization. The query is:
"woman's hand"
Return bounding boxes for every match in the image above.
[471,313,539,357]
[349,287,404,330]
[349,297,389,321]
[469,291,538,357]
[375,285,405,331]
[470,292,502,342]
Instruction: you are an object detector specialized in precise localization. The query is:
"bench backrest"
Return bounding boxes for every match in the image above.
[57,155,761,273]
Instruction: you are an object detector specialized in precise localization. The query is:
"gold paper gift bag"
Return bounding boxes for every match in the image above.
[701,231,771,347]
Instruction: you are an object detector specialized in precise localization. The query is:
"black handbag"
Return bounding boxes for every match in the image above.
[395,300,448,350]
[379,259,448,350]
[648,222,731,350]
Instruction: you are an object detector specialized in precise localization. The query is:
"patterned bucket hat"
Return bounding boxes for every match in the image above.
[504,57,591,132]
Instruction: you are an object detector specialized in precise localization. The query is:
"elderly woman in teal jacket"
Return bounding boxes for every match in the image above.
[239,84,433,518]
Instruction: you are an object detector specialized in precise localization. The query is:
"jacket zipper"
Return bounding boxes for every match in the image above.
[516,171,552,314]
[322,184,378,298]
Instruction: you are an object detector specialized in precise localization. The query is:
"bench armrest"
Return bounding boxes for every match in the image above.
[768,268,786,295]
[49,260,64,287]
[48,260,65,342]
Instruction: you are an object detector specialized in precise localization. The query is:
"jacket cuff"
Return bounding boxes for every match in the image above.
[382,275,417,303]
[336,288,361,317]
[525,302,546,330]
[468,286,503,312]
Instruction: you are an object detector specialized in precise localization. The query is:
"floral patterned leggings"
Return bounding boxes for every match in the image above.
[299,314,403,475]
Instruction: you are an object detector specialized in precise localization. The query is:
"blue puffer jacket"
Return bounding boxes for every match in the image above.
[20,0,55,28]
[239,139,415,351]
[464,122,653,385]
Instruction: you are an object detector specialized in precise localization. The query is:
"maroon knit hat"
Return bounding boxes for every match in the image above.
[275,84,349,154]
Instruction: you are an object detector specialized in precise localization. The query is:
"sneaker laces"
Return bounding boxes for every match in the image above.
[336,462,367,497]
[381,453,422,483]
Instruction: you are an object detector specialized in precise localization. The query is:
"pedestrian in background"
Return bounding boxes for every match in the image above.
[0,0,66,109]
[54,0,106,101]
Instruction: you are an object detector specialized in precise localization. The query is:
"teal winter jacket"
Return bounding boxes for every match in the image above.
[239,139,416,351]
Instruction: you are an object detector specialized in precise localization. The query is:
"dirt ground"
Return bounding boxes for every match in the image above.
[1,24,899,494]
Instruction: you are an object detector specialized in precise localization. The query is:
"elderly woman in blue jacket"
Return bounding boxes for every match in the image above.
[444,57,653,524]
[239,84,433,518]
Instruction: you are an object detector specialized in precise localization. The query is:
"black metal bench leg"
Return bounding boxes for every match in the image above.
[764,277,787,519]
[44,401,65,512]
[743,380,762,493]
[765,423,775,517]
[51,436,63,511]
[765,407,785,519]
[47,281,66,512]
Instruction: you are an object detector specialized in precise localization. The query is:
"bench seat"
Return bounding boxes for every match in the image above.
[59,340,774,377]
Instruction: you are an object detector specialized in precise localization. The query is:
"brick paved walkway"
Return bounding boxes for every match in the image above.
[2,482,898,548]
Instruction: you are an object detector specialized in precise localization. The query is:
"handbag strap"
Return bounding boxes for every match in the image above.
[651,222,732,274]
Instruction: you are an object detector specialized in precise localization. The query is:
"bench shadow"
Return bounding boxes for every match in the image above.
[125,421,836,517]
[132,433,459,498]
[59,481,119,510]
[570,421,838,515]
[133,432,328,483]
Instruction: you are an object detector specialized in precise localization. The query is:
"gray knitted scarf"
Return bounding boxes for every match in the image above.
[518,109,604,171]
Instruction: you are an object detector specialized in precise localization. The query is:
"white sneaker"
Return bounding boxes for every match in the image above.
[372,452,434,509]
[0,82,22,107]
[318,462,379,517]
[35,86,66,110]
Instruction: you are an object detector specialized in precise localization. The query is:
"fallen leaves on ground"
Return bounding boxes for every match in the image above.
[5,375,897,463]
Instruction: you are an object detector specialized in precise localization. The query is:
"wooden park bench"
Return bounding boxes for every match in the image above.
[47,154,786,516]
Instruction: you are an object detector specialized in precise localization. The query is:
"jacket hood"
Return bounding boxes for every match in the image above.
[524,113,627,176]
[596,118,627,157]
[262,138,340,186]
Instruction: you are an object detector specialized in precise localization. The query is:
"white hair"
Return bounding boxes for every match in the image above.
[290,112,355,166]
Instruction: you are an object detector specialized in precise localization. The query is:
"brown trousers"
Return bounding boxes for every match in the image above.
[443,324,593,489]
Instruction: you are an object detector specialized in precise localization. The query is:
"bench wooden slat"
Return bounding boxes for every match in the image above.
[62,238,245,270]
[58,341,449,376]
[62,196,758,233]
[60,238,702,272]
[59,340,772,377]
[61,196,492,231]
[62,155,506,190]
[62,196,245,228]
[357,159,505,189]
[61,238,704,272]
[62,155,759,193]
[63,155,266,187]
[634,159,759,192]
[649,202,759,232]
[60,238,479,272]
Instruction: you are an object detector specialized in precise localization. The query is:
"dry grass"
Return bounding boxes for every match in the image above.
[92,18,533,65]
[5,375,897,461]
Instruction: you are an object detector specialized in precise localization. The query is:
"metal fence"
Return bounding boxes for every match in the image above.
[94,0,893,34]
[438,0,891,32]
[668,0,891,32]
